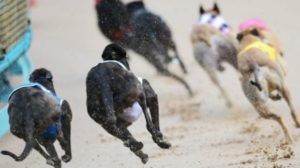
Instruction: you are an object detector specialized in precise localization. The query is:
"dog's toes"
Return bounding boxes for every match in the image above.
[133,150,148,164]
[47,158,61,168]
[158,140,172,149]
[61,155,72,163]
[141,155,149,164]
[140,153,149,164]
[46,159,55,166]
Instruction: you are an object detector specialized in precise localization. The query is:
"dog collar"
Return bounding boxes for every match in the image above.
[239,41,278,62]
[196,13,231,35]
[8,83,64,106]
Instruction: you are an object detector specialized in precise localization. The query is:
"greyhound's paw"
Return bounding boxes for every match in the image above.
[125,140,144,151]
[61,154,72,163]
[47,158,61,168]
[141,154,149,164]
[136,151,148,164]
[46,159,55,166]
[157,140,171,149]
[152,136,171,149]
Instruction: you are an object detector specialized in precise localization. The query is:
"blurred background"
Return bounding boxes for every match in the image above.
[0,0,300,167]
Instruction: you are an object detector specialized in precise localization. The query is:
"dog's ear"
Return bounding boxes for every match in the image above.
[199,5,205,15]
[236,33,244,42]
[250,28,260,37]
[213,2,220,14]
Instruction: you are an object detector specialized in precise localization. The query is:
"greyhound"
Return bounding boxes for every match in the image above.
[1,68,72,168]
[86,43,171,164]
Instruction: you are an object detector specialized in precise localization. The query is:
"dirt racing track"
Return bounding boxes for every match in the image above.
[0,0,300,167]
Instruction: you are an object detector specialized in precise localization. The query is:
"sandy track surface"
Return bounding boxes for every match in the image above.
[1,0,300,167]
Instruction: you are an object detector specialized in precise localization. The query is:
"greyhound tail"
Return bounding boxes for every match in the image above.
[1,141,33,161]
[249,64,263,91]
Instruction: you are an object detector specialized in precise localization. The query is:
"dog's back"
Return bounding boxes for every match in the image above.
[126,1,176,66]
[127,1,172,45]
[8,87,61,138]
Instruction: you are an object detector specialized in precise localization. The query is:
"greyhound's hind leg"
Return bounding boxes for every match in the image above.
[206,68,232,108]
[32,140,50,160]
[43,142,61,168]
[254,102,293,144]
[58,101,72,163]
[281,85,300,128]
[169,41,187,74]
[161,70,193,96]
[102,119,149,164]
[138,92,171,149]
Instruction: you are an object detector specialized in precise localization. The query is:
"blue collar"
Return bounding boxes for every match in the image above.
[8,83,63,106]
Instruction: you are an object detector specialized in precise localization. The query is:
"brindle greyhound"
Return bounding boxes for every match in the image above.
[191,3,238,107]
[237,28,300,143]
[1,68,72,168]
[95,0,193,96]
[86,43,171,164]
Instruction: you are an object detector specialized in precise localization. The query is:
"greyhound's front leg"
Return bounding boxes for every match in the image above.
[139,94,171,149]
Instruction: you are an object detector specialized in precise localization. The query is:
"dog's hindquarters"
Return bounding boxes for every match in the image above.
[240,72,293,143]
[2,88,61,161]
[86,66,151,163]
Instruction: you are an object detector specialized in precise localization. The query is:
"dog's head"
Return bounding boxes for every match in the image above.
[126,1,145,15]
[29,68,56,93]
[199,2,220,16]
[236,28,262,43]
[102,43,130,69]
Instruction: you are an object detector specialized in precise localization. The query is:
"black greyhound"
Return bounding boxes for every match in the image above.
[1,68,72,168]
[95,0,193,96]
[86,44,171,164]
